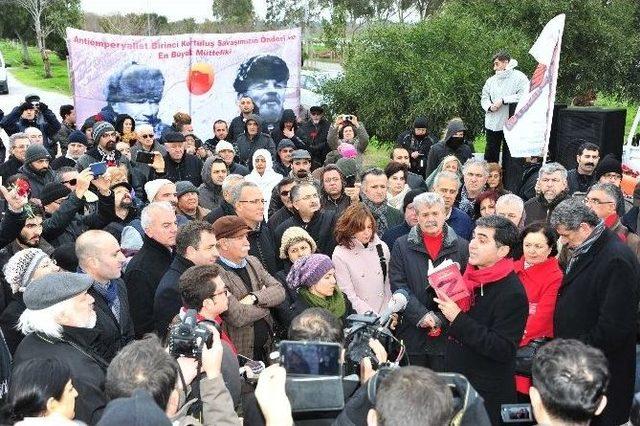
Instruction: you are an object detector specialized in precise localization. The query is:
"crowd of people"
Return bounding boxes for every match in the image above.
[0,49,635,426]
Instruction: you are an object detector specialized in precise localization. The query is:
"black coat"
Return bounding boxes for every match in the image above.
[390,225,469,357]
[234,132,277,170]
[13,327,108,424]
[0,155,23,185]
[445,271,528,426]
[275,210,337,257]
[155,153,203,187]
[88,278,135,363]
[0,294,25,354]
[299,118,331,169]
[204,200,235,224]
[123,235,173,338]
[228,114,247,142]
[18,163,56,199]
[554,229,640,426]
[153,255,195,338]
[397,130,438,176]
[425,140,473,177]
[248,221,280,276]
[267,206,295,231]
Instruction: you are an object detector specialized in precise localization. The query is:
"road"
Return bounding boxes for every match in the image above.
[0,71,72,118]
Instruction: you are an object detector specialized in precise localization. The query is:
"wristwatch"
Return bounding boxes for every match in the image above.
[250,294,258,305]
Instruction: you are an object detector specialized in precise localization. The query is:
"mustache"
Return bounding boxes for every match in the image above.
[423,221,439,227]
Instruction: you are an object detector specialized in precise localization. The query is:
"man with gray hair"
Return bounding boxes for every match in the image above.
[123,201,177,337]
[524,162,569,226]
[495,193,525,229]
[551,198,640,425]
[458,158,489,217]
[204,174,245,224]
[390,192,469,369]
[14,272,107,424]
[0,132,29,184]
[432,171,473,240]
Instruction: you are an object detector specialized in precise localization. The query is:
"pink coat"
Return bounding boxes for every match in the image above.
[333,235,392,314]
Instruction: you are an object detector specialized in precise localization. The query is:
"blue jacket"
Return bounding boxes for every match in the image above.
[447,207,473,241]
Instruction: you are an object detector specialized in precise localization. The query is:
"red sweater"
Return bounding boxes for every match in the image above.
[513,257,563,393]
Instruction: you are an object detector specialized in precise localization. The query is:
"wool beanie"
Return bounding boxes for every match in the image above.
[593,153,622,182]
[413,116,428,129]
[92,121,116,142]
[176,180,198,198]
[277,139,295,151]
[215,141,235,154]
[68,130,89,146]
[2,248,49,294]
[337,143,358,159]
[41,182,71,206]
[286,253,334,291]
[403,188,426,212]
[279,226,317,260]
[335,158,358,179]
[23,272,93,310]
[144,178,172,202]
[24,144,51,164]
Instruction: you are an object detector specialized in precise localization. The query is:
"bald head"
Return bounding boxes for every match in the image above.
[76,230,125,283]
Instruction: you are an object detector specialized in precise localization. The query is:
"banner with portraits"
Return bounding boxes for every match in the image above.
[66,27,302,138]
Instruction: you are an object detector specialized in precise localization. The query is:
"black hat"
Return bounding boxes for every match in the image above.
[413,116,428,129]
[68,130,88,146]
[24,94,40,103]
[24,144,51,164]
[233,55,290,94]
[403,188,426,211]
[51,243,79,272]
[111,181,132,192]
[593,153,622,181]
[41,182,71,206]
[310,105,324,114]
[163,131,186,144]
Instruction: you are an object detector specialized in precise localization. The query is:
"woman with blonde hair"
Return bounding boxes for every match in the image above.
[425,155,463,190]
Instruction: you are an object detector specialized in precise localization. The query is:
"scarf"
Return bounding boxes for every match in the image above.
[460,258,514,312]
[387,184,410,211]
[566,220,605,274]
[362,196,389,237]
[92,280,121,323]
[458,186,477,218]
[97,146,117,166]
[299,287,346,319]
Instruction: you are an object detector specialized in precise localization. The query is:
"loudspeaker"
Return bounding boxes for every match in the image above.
[545,104,568,162]
[553,107,626,170]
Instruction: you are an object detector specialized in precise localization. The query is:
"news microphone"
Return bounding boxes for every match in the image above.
[377,289,408,327]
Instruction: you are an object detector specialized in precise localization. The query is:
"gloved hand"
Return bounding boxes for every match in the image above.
[19,102,31,113]
[38,102,48,111]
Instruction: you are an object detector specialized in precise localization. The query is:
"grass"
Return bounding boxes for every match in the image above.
[0,39,71,95]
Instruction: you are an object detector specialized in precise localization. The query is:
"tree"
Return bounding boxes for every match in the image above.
[211,0,254,27]
[0,3,34,64]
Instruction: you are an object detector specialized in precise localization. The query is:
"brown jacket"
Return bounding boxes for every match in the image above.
[218,256,285,358]
[611,219,640,260]
[172,375,240,425]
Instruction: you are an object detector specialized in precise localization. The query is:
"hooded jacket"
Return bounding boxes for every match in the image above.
[481,59,529,131]
[425,120,473,176]
[198,157,224,210]
[245,148,283,220]
[269,109,307,150]
[300,116,331,168]
[234,115,277,170]
[396,117,438,176]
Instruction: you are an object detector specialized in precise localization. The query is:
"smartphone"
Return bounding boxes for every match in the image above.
[89,161,108,177]
[501,404,534,423]
[279,340,341,376]
[345,175,356,188]
[135,151,156,164]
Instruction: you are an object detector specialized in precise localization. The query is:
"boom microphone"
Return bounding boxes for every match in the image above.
[377,289,408,327]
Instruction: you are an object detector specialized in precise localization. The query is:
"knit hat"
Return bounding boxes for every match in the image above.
[277,139,295,151]
[163,131,185,144]
[291,149,311,160]
[335,158,358,179]
[413,116,428,129]
[279,226,317,260]
[593,153,622,182]
[3,248,50,294]
[215,141,235,154]
[111,181,133,192]
[212,216,251,239]
[144,179,172,202]
[41,182,71,206]
[337,143,358,159]
[24,144,51,164]
[92,121,115,142]
[51,243,79,272]
[23,272,93,310]
[403,188,426,211]
[121,225,144,252]
[176,180,198,198]
[96,389,171,426]
[286,254,334,290]
[68,130,88,146]
[310,105,324,114]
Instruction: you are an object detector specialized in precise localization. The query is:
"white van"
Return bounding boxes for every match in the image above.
[0,51,7,94]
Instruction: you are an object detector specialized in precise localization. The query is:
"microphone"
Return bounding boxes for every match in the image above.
[377,289,408,327]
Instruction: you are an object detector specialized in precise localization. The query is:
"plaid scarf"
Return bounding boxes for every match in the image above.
[92,280,121,323]
[566,220,605,274]
[362,196,389,237]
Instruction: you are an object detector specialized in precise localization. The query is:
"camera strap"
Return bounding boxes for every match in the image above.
[376,244,387,283]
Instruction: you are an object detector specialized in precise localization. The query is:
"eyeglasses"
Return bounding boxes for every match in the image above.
[140,134,154,139]
[323,177,341,183]
[583,197,614,206]
[238,199,266,205]
[211,287,229,298]
[102,131,116,138]
[296,193,319,201]
[63,178,77,186]
[602,172,622,180]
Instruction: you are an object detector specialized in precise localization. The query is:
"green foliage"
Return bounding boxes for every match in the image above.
[323,0,640,142]
[211,0,254,26]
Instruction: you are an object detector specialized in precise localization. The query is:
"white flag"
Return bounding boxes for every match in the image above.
[504,14,566,159]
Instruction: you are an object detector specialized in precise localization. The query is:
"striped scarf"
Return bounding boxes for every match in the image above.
[566,220,605,274]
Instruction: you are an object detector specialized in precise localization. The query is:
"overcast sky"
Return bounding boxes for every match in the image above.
[81,0,268,22]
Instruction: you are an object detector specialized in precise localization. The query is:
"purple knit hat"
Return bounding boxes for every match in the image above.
[286,254,334,290]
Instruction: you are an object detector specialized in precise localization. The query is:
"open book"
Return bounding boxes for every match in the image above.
[427,259,469,303]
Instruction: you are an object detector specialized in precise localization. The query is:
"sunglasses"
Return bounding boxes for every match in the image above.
[280,190,290,196]
[63,178,77,186]
[140,134,154,139]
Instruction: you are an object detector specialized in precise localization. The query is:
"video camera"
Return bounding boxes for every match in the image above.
[343,289,408,375]
[167,309,217,359]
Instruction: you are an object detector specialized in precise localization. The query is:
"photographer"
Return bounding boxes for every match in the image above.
[328,115,369,154]
[530,339,608,426]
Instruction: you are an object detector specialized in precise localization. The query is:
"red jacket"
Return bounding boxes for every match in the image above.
[513,256,563,394]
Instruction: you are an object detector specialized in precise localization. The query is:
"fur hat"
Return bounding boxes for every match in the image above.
[279,226,317,260]
[286,254,334,290]
[215,141,235,154]
[593,154,622,182]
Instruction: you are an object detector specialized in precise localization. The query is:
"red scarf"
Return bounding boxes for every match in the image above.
[605,213,627,242]
[459,258,514,312]
[181,307,238,355]
[422,232,444,260]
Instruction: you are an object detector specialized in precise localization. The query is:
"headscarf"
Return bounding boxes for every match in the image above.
[245,148,283,220]
[425,155,463,190]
